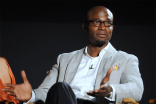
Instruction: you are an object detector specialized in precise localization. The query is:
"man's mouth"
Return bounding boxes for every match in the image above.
[97,34,107,38]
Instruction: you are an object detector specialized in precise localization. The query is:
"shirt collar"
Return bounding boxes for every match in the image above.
[84,42,110,57]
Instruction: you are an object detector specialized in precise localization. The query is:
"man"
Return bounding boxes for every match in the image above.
[2,6,143,104]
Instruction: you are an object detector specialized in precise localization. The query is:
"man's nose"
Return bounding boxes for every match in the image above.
[98,22,106,30]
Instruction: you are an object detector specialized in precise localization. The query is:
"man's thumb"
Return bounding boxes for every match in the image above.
[101,68,113,85]
[21,70,29,84]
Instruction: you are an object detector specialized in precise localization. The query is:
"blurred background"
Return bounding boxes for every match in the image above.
[0,0,155,103]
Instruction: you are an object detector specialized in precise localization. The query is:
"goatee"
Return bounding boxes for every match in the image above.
[95,40,106,47]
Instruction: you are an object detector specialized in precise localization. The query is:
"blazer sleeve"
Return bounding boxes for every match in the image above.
[111,55,144,103]
[33,54,61,102]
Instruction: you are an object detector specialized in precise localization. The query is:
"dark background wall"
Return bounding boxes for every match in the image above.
[1,0,155,104]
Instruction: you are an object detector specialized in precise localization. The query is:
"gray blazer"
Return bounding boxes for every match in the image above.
[34,43,144,104]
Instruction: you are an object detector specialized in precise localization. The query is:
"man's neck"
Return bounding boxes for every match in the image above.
[87,42,108,57]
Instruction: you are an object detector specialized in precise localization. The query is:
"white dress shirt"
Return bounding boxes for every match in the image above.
[25,42,115,104]
[70,42,115,102]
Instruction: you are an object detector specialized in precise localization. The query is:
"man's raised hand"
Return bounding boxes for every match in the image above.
[2,70,32,101]
[87,67,114,97]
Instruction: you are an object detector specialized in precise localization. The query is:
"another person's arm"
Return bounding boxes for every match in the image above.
[0,57,19,104]
[0,57,11,84]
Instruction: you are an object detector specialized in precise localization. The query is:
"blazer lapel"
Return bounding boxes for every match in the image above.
[95,43,117,89]
[64,48,85,84]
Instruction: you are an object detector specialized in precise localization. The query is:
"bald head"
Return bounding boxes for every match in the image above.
[82,6,114,48]
[87,6,113,21]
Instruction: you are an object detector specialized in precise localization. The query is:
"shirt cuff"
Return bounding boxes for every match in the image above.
[105,85,115,101]
[23,91,36,104]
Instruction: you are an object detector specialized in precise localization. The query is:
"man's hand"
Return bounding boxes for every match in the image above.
[87,84,112,97]
[2,70,32,101]
[87,67,114,97]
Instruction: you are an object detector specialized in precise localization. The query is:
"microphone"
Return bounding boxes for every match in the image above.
[89,64,94,69]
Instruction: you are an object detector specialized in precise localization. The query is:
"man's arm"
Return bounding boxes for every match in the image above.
[2,70,32,102]
[3,55,61,103]
[33,54,61,102]
[87,55,143,103]
[111,55,144,102]
[87,67,116,100]
[33,66,58,102]
[24,62,59,104]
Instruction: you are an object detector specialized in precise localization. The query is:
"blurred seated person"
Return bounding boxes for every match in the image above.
[0,57,18,104]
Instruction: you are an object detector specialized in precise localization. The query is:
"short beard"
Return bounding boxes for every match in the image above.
[95,40,106,47]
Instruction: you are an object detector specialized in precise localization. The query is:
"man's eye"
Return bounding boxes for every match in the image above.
[107,21,112,24]
[92,21,99,23]
[106,21,111,24]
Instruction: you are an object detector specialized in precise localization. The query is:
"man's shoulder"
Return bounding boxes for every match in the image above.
[115,50,138,61]
[58,48,84,60]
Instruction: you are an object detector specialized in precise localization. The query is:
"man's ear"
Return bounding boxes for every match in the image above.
[111,25,114,31]
[82,23,87,33]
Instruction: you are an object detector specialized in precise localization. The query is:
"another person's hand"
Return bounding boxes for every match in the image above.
[87,67,114,97]
[2,70,32,101]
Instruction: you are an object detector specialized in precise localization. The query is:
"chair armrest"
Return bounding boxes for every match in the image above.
[118,98,139,104]
[149,99,156,104]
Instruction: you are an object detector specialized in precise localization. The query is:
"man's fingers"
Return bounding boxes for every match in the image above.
[13,97,18,100]
[95,89,105,94]
[100,86,106,90]
[4,83,15,88]
[106,68,113,77]
[87,92,103,97]
[87,89,107,97]
[7,92,16,96]
[2,87,14,92]
[101,68,114,85]
[87,93,101,96]
[88,89,105,94]
[88,90,94,93]
[92,94,101,96]
[100,83,109,89]
[21,70,29,84]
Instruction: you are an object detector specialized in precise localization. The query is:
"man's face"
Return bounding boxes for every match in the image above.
[84,7,114,47]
